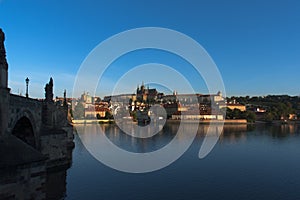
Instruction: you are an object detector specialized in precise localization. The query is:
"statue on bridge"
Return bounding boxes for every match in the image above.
[0,28,8,68]
[63,89,67,107]
[45,78,54,102]
[0,28,8,89]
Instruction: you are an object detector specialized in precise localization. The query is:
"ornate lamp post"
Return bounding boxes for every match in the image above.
[25,77,29,98]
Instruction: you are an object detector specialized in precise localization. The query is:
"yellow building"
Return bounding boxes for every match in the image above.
[226,104,246,111]
[218,103,246,111]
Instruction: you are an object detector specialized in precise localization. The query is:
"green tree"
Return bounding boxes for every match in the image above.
[96,113,101,119]
[265,112,274,122]
[105,111,113,119]
[131,110,137,121]
[232,108,242,119]
[245,110,256,123]
[73,103,85,119]
[225,108,233,119]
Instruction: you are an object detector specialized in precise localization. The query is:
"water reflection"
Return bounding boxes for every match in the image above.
[218,123,300,144]
[66,122,300,200]
[265,124,299,138]
[219,124,248,143]
[0,146,73,199]
[77,122,209,154]
[76,123,300,153]
[76,123,180,153]
[5,123,298,199]
[46,169,68,200]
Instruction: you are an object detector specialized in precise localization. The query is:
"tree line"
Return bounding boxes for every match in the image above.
[227,95,300,122]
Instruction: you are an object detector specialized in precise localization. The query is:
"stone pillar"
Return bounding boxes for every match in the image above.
[0,28,10,136]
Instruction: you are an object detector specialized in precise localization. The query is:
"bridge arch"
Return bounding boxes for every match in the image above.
[10,109,40,149]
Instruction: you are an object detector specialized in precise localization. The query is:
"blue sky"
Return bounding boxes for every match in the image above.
[0,0,299,98]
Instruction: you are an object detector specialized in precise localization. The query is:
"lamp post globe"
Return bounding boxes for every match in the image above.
[25,77,29,98]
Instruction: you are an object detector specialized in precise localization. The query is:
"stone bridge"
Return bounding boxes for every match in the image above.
[6,93,69,150]
[0,28,74,199]
[1,77,69,151]
[0,28,73,169]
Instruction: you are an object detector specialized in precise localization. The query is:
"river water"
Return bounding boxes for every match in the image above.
[64,123,300,200]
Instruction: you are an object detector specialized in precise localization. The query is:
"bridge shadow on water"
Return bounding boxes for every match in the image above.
[0,134,74,200]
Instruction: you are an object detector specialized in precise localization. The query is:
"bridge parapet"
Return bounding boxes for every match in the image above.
[9,94,42,107]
